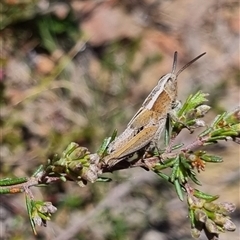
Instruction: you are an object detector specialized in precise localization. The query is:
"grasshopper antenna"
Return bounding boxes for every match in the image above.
[171,51,178,74]
[176,52,206,77]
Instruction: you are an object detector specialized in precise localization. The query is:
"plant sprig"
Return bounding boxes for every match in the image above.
[0,92,239,239]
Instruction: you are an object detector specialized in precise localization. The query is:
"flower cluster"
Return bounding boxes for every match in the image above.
[188,194,236,239]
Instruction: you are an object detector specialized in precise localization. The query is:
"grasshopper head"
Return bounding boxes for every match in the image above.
[157,51,206,95]
[162,51,207,85]
[156,52,179,89]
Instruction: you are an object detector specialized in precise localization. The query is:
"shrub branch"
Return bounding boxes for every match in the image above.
[1,91,239,240]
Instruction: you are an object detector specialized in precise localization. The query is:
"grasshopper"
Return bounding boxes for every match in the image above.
[103,51,206,167]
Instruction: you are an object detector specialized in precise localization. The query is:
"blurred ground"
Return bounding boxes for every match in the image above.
[0,0,239,240]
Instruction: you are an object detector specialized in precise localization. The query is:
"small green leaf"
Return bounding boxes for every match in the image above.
[0,177,27,186]
[211,113,226,128]
[210,128,226,137]
[171,143,184,150]
[97,137,112,156]
[206,136,231,143]
[0,187,11,194]
[178,167,186,184]
[189,208,195,227]
[189,171,202,185]
[200,154,223,163]
[96,177,112,182]
[59,176,67,182]
[63,142,79,157]
[37,212,50,221]
[170,156,180,182]
[180,156,192,169]
[154,171,169,181]
[220,130,239,137]
[32,165,44,177]
[193,189,219,202]
[25,194,37,235]
[111,129,118,141]
[154,157,176,170]
[97,130,118,157]
[199,127,212,138]
[174,179,184,201]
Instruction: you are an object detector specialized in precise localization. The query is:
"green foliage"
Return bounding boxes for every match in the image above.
[0,177,27,187]
[97,129,117,157]
[25,195,57,235]
[45,143,93,186]
[188,193,236,239]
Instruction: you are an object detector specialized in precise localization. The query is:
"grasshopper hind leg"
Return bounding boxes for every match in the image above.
[141,118,166,162]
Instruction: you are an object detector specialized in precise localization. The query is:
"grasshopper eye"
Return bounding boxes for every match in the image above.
[171,74,177,81]
[167,75,177,91]
[167,74,177,84]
